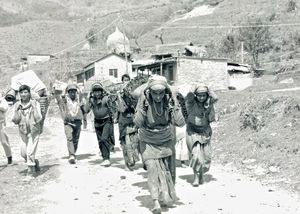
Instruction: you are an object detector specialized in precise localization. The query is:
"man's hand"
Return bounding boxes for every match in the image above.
[87,92,94,103]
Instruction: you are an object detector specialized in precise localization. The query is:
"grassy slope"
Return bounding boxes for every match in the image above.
[213,76,300,194]
[140,0,300,67]
[0,0,187,89]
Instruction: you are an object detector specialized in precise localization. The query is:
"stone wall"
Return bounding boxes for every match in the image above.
[176,57,228,91]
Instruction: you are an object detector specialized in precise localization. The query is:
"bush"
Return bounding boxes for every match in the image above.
[287,0,296,12]
[239,18,272,67]
[253,69,265,77]
[269,12,276,22]
[293,31,300,46]
[240,96,300,131]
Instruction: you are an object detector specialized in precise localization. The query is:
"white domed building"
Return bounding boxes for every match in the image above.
[106,27,131,55]
[77,27,133,86]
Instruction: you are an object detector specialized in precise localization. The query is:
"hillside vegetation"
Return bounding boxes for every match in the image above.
[214,84,300,193]
[0,0,299,89]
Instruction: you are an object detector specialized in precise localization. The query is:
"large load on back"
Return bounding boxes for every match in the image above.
[6,70,46,101]
[5,70,49,133]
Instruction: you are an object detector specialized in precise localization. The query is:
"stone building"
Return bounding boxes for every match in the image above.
[134,54,228,91]
[177,57,228,91]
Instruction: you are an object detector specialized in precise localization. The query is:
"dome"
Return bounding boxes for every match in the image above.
[106,27,130,54]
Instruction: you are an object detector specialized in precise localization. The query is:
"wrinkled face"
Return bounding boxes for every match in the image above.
[93,89,103,99]
[195,92,208,103]
[150,89,165,103]
[68,89,77,100]
[19,90,31,102]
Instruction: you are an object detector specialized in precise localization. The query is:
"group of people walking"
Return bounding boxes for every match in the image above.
[1,74,218,214]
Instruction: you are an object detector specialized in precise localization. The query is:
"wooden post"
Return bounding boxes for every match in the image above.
[241,41,244,64]
[121,18,128,75]
[160,62,162,76]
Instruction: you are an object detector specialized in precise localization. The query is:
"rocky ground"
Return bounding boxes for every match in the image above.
[1,105,300,214]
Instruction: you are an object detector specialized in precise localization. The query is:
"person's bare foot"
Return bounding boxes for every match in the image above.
[152,199,161,214]
[68,155,76,164]
[192,173,199,187]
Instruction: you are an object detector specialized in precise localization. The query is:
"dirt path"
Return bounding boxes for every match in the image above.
[1,116,300,214]
[262,86,300,93]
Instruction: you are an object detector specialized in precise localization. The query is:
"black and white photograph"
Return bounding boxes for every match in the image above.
[0,0,300,213]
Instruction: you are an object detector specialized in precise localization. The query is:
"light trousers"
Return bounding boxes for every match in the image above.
[19,131,40,166]
[64,121,82,157]
[0,123,11,157]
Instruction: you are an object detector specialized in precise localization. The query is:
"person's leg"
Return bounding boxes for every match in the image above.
[145,159,161,213]
[83,114,87,129]
[0,126,12,163]
[98,121,112,161]
[19,132,36,175]
[192,143,208,186]
[145,160,159,196]
[192,168,200,187]
[125,132,140,168]
[121,137,131,170]
[72,121,82,153]
[109,118,115,151]
[39,95,49,134]
[169,145,176,184]
[19,132,29,162]
[64,124,76,163]
[190,143,202,186]
[91,112,95,131]
[26,132,40,167]
[131,132,140,163]
[203,142,212,174]
[95,123,104,155]
[39,116,46,134]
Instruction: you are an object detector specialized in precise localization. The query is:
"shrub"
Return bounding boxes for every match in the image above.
[287,0,296,12]
[239,18,272,67]
[240,96,300,131]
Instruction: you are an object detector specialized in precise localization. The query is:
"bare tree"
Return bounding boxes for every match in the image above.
[287,0,297,12]
[155,29,164,44]
[239,18,272,67]
[124,22,157,49]
[85,28,98,56]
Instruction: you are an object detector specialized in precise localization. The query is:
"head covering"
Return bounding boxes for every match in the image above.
[19,85,31,93]
[91,82,103,91]
[66,83,78,92]
[195,83,208,94]
[147,75,168,91]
